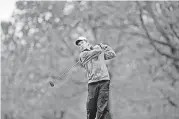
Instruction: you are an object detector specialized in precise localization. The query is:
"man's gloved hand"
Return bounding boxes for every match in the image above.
[98,43,108,49]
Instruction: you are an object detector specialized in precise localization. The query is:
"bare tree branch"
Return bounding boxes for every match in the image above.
[144,1,179,55]
[145,2,171,43]
[170,24,179,40]
[137,2,179,61]
[159,89,178,108]
[166,97,178,108]
[122,31,178,48]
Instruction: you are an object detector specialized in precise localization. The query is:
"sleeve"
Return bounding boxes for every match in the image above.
[79,47,102,66]
[99,43,116,60]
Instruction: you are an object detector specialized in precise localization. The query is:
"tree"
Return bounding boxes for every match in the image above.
[136,1,179,86]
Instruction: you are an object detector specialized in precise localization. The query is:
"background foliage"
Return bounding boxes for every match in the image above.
[1,1,179,119]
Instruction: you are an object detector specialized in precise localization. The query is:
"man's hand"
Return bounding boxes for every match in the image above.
[93,45,102,50]
[99,43,108,49]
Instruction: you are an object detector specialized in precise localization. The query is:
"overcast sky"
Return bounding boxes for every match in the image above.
[0,0,17,22]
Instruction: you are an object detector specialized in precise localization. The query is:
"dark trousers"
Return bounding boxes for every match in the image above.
[87,80,111,119]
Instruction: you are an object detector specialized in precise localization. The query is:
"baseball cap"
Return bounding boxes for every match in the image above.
[75,36,87,46]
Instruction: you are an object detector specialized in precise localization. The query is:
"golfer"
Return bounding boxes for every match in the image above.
[75,36,116,119]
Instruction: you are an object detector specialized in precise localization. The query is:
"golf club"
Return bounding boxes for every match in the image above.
[48,60,80,87]
[28,60,80,113]
[48,43,105,87]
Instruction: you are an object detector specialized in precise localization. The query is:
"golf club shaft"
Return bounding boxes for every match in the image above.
[52,60,80,83]
[31,60,80,110]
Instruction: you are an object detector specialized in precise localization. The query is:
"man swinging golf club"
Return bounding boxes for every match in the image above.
[75,36,116,119]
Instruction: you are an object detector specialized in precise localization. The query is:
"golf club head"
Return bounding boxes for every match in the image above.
[49,81,54,87]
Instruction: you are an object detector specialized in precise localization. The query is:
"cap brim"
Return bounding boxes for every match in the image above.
[75,40,83,46]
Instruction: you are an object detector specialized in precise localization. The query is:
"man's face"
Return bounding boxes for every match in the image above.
[78,40,90,51]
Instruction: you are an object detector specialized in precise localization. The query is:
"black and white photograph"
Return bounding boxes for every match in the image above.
[1,1,179,119]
